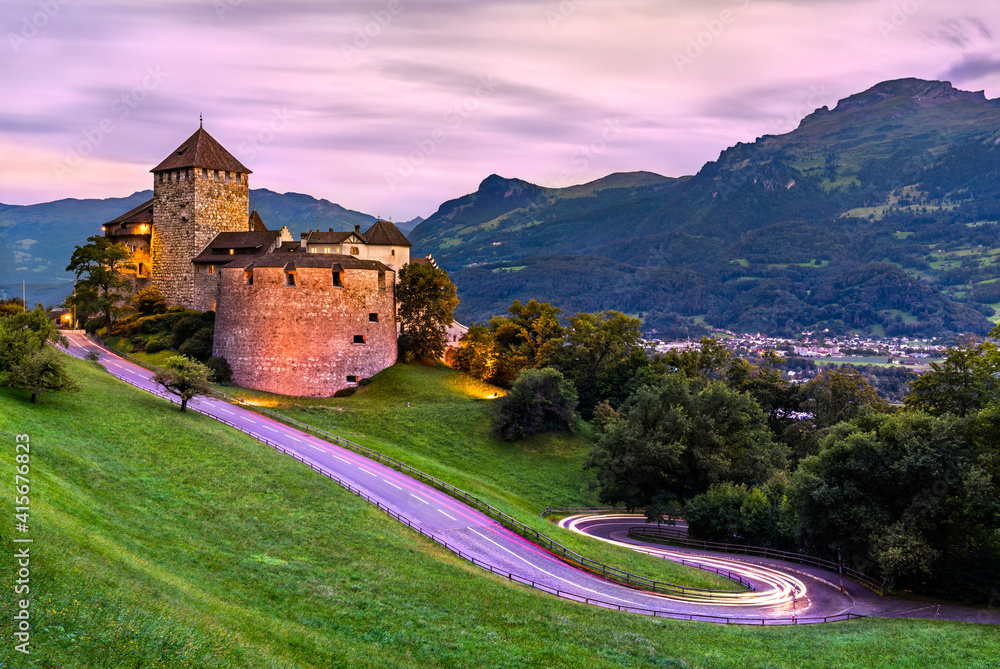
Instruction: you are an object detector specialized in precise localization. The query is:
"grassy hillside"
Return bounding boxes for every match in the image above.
[212,362,746,590]
[2,356,999,667]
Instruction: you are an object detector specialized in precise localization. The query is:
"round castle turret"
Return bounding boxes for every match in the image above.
[213,254,398,397]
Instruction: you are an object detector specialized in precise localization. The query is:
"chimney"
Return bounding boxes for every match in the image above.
[355,224,361,234]
[329,227,333,232]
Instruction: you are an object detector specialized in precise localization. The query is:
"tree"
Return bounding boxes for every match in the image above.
[0,307,76,403]
[585,374,786,509]
[153,355,214,412]
[452,323,500,383]
[6,346,78,403]
[545,310,643,418]
[486,299,564,386]
[492,367,578,440]
[905,336,1000,417]
[396,262,459,362]
[65,235,136,334]
[790,409,1000,595]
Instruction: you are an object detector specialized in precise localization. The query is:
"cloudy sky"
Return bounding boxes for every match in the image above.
[2,0,999,220]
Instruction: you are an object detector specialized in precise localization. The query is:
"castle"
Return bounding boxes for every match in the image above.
[103,125,421,397]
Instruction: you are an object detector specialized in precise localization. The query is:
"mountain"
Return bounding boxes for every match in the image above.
[412,78,1000,337]
[0,189,379,304]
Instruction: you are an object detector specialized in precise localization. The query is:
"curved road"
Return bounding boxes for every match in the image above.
[58,334,998,626]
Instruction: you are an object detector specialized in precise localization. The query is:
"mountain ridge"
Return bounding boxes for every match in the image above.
[412,78,1000,337]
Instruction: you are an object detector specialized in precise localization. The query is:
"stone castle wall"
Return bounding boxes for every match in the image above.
[193,264,221,312]
[151,168,248,310]
[213,264,397,397]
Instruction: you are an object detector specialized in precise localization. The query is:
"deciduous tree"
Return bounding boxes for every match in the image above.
[492,367,578,440]
[153,355,214,412]
[585,374,786,508]
[66,235,136,333]
[396,263,459,362]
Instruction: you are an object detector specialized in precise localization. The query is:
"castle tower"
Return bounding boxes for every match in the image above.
[149,125,251,310]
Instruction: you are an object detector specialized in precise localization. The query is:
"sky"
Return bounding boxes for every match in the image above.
[2,0,999,221]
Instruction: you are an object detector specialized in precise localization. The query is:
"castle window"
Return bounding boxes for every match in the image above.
[369,313,379,322]
[350,247,359,255]
[229,248,234,255]
[332,271,344,287]
[378,271,386,290]
[353,335,366,344]
[138,263,145,276]
[208,265,215,274]
[202,168,208,180]
[245,269,253,286]
[285,271,296,287]
[346,375,358,383]
[323,248,330,254]
[391,249,395,257]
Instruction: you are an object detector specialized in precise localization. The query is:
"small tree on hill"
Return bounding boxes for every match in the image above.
[492,367,578,441]
[0,307,76,403]
[6,346,79,403]
[396,262,459,362]
[66,235,136,334]
[153,355,214,412]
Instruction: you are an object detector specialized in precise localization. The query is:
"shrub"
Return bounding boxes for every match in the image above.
[129,336,147,353]
[205,356,232,384]
[133,286,168,315]
[84,315,105,334]
[145,338,168,354]
[492,367,578,441]
[178,327,214,362]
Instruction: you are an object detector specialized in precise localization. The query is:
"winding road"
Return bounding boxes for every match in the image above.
[59,333,998,626]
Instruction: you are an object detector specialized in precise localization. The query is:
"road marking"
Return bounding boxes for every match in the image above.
[308,445,325,452]
[468,528,632,603]
[261,424,281,433]
[217,407,235,415]
[382,479,403,490]
[332,454,351,463]
[358,467,378,477]
[438,509,457,521]
[244,419,257,424]
[285,435,301,442]
[410,494,428,504]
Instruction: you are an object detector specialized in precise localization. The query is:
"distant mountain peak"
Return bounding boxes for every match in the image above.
[835,78,988,112]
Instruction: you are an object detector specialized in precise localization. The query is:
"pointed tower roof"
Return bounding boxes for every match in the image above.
[364,219,411,247]
[151,127,251,174]
[249,209,268,232]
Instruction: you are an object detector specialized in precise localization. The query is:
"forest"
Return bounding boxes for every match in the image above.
[454,298,1000,603]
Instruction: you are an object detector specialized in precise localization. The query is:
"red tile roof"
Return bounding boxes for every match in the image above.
[151,127,251,174]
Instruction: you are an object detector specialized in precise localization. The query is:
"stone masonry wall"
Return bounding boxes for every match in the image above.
[151,169,248,310]
[193,264,220,312]
[213,265,397,397]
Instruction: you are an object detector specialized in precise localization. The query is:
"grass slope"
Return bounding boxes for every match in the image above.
[216,363,746,591]
[2,357,997,667]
